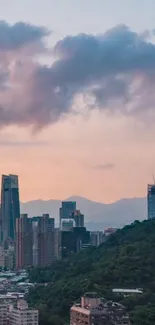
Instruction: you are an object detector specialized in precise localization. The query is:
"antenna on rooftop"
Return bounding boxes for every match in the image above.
[152,174,155,185]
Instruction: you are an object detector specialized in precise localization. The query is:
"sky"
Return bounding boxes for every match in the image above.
[0,0,155,202]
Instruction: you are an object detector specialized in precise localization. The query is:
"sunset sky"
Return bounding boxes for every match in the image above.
[0,0,155,203]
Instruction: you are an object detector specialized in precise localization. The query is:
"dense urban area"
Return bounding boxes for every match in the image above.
[0,174,154,325]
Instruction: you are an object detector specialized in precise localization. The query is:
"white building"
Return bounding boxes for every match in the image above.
[90,231,104,247]
[9,300,38,325]
[0,303,7,325]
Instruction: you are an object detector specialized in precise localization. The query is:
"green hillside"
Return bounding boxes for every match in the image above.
[28,219,155,325]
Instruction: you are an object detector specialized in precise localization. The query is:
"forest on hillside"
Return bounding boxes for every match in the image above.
[28,219,155,325]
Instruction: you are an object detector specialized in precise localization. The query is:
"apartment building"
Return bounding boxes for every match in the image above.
[9,300,38,325]
[0,303,7,325]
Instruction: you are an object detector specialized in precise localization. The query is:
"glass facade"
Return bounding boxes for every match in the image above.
[1,175,20,243]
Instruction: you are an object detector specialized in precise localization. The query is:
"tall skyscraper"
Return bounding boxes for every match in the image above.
[1,174,20,243]
[147,184,155,219]
[59,201,76,226]
[16,214,55,269]
[38,214,55,267]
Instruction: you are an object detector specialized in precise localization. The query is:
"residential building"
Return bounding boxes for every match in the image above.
[90,231,104,247]
[0,246,5,268]
[37,214,55,267]
[0,303,7,325]
[16,214,33,270]
[147,184,155,219]
[16,214,55,269]
[32,218,41,267]
[54,228,61,260]
[70,292,130,325]
[0,175,20,243]
[9,300,38,325]
[104,228,117,237]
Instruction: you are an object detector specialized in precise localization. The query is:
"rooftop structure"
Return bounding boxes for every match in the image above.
[9,300,38,325]
[70,292,130,325]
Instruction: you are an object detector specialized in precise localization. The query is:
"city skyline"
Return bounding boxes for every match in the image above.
[0,0,155,202]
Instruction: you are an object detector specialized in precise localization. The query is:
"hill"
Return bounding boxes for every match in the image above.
[28,219,155,325]
[21,196,146,230]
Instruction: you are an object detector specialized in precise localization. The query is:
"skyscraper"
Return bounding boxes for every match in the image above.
[73,210,84,228]
[38,214,55,267]
[16,214,33,270]
[147,184,155,219]
[16,214,55,269]
[1,175,20,243]
[59,201,76,226]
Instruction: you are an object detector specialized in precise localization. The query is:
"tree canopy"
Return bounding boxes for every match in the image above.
[28,219,155,325]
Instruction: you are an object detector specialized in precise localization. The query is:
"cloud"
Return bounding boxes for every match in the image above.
[92,163,115,170]
[0,21,49,50]
[0,140,50,147]
[0,23,155,129]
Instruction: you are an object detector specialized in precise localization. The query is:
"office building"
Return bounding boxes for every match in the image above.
[1,174,20,243]
[9,300,38,325]
[16,214,33,270]
[73,210,84,228]
[0,303,7,325]
[70,293,130,325]
[59,201,76,225]
[147,184,155,219]
[60,219,74,231]
[61,227,90,258]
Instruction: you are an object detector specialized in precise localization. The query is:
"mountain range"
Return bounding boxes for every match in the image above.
[20,196,147,230]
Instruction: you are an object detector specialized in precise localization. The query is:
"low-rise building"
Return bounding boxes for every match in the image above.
[9,300,38,325]
[0,303,7,325]
[70,292,130,325]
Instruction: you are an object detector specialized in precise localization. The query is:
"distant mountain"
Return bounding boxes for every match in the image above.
[20,196,147,230]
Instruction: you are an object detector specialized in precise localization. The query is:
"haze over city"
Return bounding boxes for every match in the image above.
[0,0,155,203]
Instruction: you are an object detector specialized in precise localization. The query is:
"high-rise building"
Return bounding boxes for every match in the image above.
[16,214,33,270]
[60,219,74,231]
[37,214,55,267]
[9,300,38,325]
[1,174,20,243]
[32,218,41,267]
[59,201,76,225]
[72,210,84,228]
[61,227,90,258]
[16,214,55,269]
[54,228,61,260]
[147,184,155,219]
[70,293,130,325]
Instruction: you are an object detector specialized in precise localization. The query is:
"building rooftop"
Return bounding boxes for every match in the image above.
[112,288,143,294]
